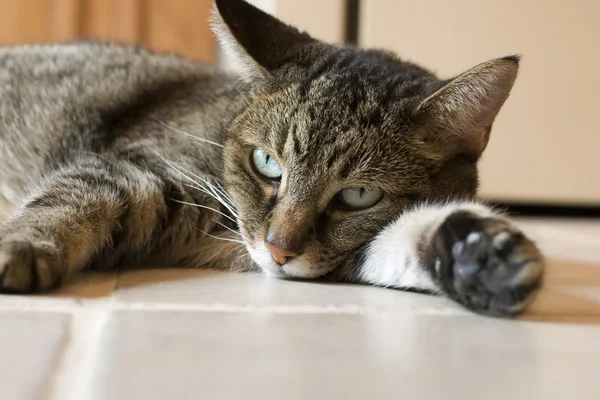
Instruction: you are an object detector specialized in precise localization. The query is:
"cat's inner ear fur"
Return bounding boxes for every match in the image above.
[212,0,322,81]
[413,56,519,160]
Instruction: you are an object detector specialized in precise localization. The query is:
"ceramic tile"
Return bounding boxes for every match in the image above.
[113,268,460,314]
[0,312,70,400]
[89,310,600,400]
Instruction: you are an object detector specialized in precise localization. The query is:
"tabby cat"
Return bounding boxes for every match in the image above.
[0,0,543,316]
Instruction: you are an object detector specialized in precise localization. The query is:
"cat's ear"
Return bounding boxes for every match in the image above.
[413,56,519,160]
[212,0,322,81]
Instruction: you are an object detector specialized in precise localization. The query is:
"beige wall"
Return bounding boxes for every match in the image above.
[277,0,346,44]
[361,0,600,205]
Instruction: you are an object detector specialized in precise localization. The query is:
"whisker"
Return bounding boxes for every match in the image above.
[186,176,239,217]
[158,155,208,186]
[234,252,251,264]
[212,219,242,237]
[198,228,245,245]
[184,182,231,206]
[212,180,236,207]
[152,118,224,148]
[198,179,237,212]
[184,182,240,220]
[172,199,237,224]
[159,156,235,212]
[185,185,248,227]
[200,179,239,218]
[157,154,242,224]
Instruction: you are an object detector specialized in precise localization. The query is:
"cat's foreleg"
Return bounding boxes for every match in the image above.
[0,157,199,293]
[342,201,544,316]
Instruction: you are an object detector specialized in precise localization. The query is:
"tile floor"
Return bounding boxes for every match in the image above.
[1,218,599,400]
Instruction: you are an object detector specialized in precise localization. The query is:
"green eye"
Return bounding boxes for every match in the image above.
[338,187,383,210]
[251,149,282,180]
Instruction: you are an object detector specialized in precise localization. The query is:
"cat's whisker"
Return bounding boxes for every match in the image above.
[199,178,239,218]
[190,174,239,217]
[161,156,226,204]
[172,199,238,224]
[212,219,242,238]
[184,182,235,211]
[184,182,240,220]
[232,245,251,259]
[197,228,245,245]
[234,252,251,265]
[212,180,236,206]
[230,250,254,273]
[152,117,224,148]
[158,155,240,221]
[157,154,207,185]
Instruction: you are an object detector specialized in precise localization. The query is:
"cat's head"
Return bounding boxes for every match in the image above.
[213,0,518,278]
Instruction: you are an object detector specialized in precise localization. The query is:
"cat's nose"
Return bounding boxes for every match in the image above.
[265,242,298,265]
[264,231,305,265]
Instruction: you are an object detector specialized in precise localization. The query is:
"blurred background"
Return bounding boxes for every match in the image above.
[1,0,598,214]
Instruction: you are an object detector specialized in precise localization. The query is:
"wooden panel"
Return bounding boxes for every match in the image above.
[0,0,55,44]
[144,0,216,62]
[361,0,600,205]
[81,0,142,42]
[50,0,81,41]
[0,0,216,63]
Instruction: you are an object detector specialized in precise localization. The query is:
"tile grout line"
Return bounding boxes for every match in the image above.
[0,300,467,316]
[43,278,118,400]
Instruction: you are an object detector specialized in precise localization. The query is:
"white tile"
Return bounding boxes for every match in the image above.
[114,269,460,314]
[89,311,600,400]
[0,312,70,400]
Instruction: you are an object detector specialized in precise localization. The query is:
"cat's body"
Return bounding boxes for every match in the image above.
[0,42,244,271]
[0,0,543,316]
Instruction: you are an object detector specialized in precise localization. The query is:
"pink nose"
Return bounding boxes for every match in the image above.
[265,242,298,265]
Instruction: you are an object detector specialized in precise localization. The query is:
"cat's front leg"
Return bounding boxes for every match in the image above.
[354,202,544,316]
[0,156,203,293]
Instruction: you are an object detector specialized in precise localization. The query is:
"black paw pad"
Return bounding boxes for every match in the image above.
[432,211,543,316]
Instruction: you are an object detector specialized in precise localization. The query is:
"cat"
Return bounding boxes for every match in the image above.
[0,0,543,316]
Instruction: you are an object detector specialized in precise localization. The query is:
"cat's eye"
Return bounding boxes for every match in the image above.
[251,149,282,180]
[337,187,383,210]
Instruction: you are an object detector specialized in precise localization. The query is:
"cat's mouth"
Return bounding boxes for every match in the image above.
[245,243,322,279]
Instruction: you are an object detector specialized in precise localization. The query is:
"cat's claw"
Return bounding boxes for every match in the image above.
[432,211,544,316]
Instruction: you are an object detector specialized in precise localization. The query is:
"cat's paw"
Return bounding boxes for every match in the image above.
[432,211,543,316]
[0,234,63,293]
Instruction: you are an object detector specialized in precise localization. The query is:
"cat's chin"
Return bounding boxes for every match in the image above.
[246,244,323,280]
